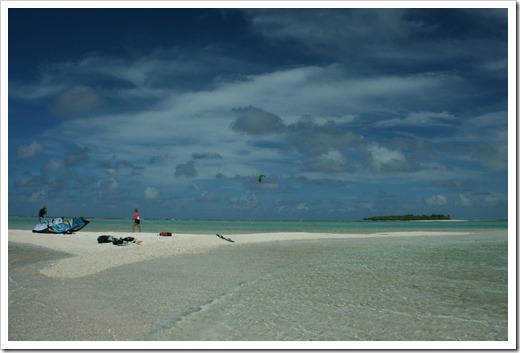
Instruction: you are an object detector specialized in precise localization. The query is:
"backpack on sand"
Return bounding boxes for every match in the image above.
[159,232,172,237]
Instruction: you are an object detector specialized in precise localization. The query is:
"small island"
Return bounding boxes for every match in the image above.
[363,214,451,221]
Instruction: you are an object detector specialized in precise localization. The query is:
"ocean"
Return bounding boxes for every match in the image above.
[7,216,508,234]
[7,217,509,343]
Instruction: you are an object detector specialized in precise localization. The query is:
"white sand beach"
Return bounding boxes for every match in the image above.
[8,229,472,279]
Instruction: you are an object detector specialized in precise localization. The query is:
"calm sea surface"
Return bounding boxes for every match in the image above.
[143,232,508,341]
[8,216,508,234]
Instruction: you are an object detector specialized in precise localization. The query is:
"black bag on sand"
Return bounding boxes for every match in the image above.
[112,237,136,246]
[97,235,114,243]
[112,238,126,245]
[159,232,172,236]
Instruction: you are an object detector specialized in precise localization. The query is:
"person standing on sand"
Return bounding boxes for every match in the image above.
[132,208,141,232]
[38,205,47,223]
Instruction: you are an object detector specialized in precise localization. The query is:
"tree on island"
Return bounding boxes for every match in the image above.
[363,214,451,221]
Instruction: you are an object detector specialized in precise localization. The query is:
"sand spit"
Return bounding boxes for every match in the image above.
[8,230,471,279]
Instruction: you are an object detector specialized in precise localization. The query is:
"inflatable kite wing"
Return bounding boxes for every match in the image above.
[33,217,90,234]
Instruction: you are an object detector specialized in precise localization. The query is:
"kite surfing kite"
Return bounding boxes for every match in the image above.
[33,217,90,234]
[258,174,265,182]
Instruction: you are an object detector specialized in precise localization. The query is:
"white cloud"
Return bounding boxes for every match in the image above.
[51,85,105,117]
[144,186,159,200]
[248,9,409,50]
[198,191,220,202]
[276,198,309,213]
[306,149,348,173]
[295,203,309,211]
[426,194,448,206]
[17,141,44,161]
[94,168,119,197]
[229,193,258,210]
[231,106,284,135]
[375,111,455,128]
[29,190,46,202]
[44,158,64,171]
[9,81,66,101]
[367,143,413,172]
[459,194,471,206]
[483,194,499,205]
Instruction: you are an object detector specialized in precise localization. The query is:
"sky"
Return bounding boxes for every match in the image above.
[5,3,512,221]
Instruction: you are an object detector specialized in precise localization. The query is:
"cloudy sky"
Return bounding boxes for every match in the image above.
[6,4,511,221]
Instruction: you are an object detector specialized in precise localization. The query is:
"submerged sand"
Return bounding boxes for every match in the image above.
[8,229,472,279]
[7,229,508,346]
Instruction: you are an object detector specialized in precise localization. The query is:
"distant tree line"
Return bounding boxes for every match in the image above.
[363,214,451,221]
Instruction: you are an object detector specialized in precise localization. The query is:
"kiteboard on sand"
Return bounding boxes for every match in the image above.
[216,234,235,243]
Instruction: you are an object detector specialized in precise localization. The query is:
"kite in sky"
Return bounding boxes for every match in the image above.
[258,174,265,182]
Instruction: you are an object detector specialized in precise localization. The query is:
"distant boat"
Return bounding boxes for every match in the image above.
[32,217,90,234]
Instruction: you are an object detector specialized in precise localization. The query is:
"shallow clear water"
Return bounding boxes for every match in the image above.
[144,233,507,341]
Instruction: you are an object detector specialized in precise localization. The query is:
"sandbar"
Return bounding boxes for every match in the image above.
[8,229,475,279]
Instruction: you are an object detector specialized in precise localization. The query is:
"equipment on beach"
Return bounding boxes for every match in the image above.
[112,237,135,245]
[97,235,115,243]
[97,235,140,245]
[216,233,235,243]
[158,232,172,236]
[32,217,90,234]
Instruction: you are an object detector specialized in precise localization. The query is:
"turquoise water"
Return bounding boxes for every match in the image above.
[144,232,508,341]
[8,216,508,234]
